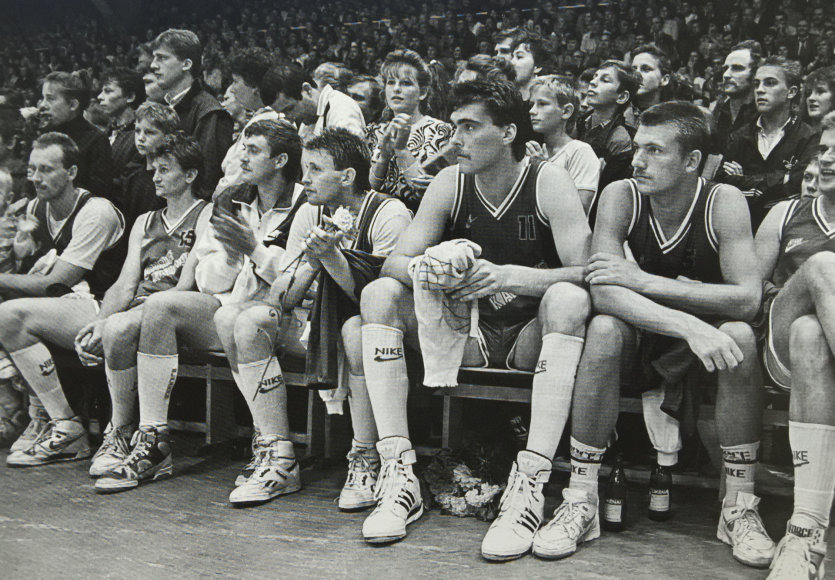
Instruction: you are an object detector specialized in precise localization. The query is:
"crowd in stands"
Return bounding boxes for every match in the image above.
[0,0,834,578]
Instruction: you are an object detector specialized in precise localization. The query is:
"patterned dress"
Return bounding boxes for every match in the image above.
[366,115,454,212]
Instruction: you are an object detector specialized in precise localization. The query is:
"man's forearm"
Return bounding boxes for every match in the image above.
[0,273,72,299]
[499,264,586,297]
[380,254,414,287]
[96,284,137,320]
[592,284,705,340]
[637,275,761,321]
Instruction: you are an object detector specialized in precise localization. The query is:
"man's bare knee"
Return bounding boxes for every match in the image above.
[233,305,279,350]
[803,251,835,284]
[718,321,757,354]
[0,300,26,342]
[102,314,140,357]
[360,277,410,326]
[539,282,590,333]
[342,316,363,375]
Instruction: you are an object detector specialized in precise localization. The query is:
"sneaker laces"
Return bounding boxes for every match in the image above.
[345,448,377,489]
[496,469,540,525]
[25,419,55,453]
[96,428,131,459]
[771,535,818,575]
[373,458,410,506]
[542,496,592,538]
[731,508,770,544]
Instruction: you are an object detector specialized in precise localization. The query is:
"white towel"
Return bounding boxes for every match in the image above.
[411,240,481,387]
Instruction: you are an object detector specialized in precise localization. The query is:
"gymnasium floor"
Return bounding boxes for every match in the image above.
[1,438,832,580]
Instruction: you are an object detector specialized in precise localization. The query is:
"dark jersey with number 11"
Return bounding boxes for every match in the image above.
[446,157,561,327]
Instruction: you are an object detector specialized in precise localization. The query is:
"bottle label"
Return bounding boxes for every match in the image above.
[604,499,623,523]
[649,489,670,511]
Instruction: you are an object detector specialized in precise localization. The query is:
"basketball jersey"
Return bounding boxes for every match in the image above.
[626,177,723,284]
[315,190,393,254]
[447,157,561,326]
[772,196,835,288]
[133,200,207,303]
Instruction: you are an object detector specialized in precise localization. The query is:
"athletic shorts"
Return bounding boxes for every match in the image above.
[472,317,536,370]
[763,294,791,391]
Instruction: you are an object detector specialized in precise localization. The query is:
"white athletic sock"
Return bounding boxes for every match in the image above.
[9,343,72,420]
[136,352,178,427]
[642,386,681,466]
[361,324,409,439]
[105,365,137,428]
[348,373,378,445]
[237,356,288,437]
[721,441,759,504]
[526,333,583,458]
[568,436,605,500]
[789,421,835,529]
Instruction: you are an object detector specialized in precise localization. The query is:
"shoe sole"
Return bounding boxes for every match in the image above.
[7,447,91,468]
[229,483,302,507]
[481,549,530,562]
[338,498,377,512]
[364,504,424,544]
[532,527,601,560]
[717,526,774,569]
[95,463,173,494]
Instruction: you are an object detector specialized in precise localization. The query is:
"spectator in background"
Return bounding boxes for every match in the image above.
[789,19,816,67]
[150,28,234,193]
[313,62,354,94]
[577,61,640,220]
[347,75,384,125]
[493,28,552,100]
[804,66,835,133]
[801,155,819,198]
[215,47,278,197]
[97,68,145,188]
[805,40,833,75]
[720,56,818,227]
[0,105,27,200]
[259,64,364,141]
[527,75,600,215]
[367,49,452,212]
[631,44,672,113]
[713,41,762,151]
[37,71,113,199]
[454,54,516,84]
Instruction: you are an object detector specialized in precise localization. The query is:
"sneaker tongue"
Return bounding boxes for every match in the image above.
[563,487,592,504]
[516,450,551,478]
[375,436,412,461]
[734,491,760,511]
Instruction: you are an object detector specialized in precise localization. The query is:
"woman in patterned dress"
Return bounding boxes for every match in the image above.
[367,49,453,213]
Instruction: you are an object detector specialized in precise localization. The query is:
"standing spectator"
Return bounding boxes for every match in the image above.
[259,64,365,141]
[526,75,600,215]
[97,68,145,190]
[804,66,835,133]
[367,50,452,213]
[789,20,816,67]
[347,75,384,125]
[149,28,234,193]
[493,28,552,101]
[631,44,672,112]
[37,71,113,199]
[712,41,761,151]
[720,57,819,227]
[214,47,278,197]
[577,61,641,219]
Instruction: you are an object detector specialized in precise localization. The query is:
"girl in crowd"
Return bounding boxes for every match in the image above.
[804,65,834,133]
[526,75,600,215]
[367,49,453,213]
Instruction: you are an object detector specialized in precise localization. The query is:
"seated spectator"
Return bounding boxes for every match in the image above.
[367,49,453,213]
[0,132,124,465]
[73,133,211,479]
[753,113,835,579]
[492,28,552,100]
[357,80,590,546]
[96,68,145,188]
[214,47,278,197]
[92,120,305,493]
[801,155,820,198]
[347,75,384,126]
[38,71,113,199]
[215,128,410,507]
[526,75,600,214]
[631,44,672,112]
[150,28,234,193]
[720,56,819,228]
[804,65,835,133]
[454,54,516,84]
[312,62,354,94]
[576,61,641,219]
[712,41,761,152]
[0,105,27,201]
[260,64,365,141]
